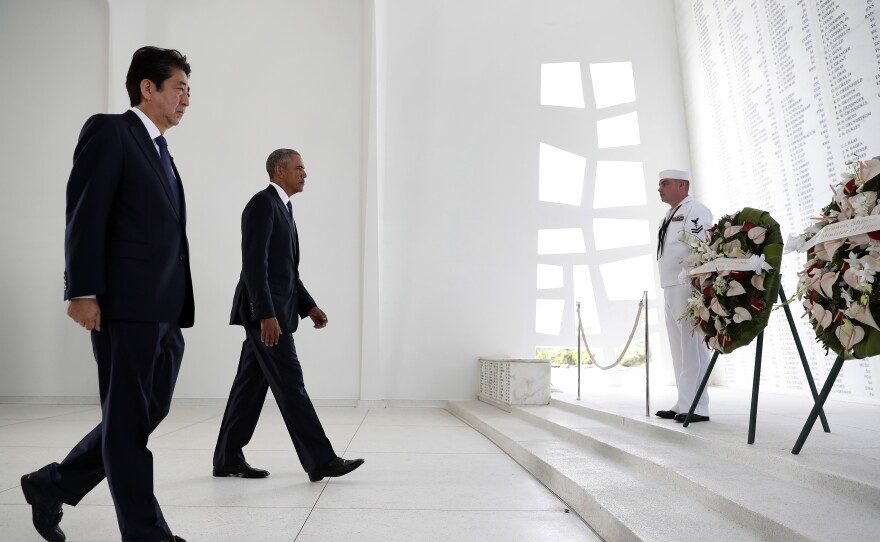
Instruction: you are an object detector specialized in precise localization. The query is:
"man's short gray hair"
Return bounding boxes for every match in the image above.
[266,149,300,179]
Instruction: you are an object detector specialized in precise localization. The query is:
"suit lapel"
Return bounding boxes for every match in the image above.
[124,111,182,221]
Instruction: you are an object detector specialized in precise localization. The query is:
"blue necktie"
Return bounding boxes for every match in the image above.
[154,135,181,212]
[286,201,293,216]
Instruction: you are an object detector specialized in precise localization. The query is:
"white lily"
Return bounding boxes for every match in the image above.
[821,239,845,261]
[726,280,745,296]
[751,274,765,291]
[860,159,880,183]
[732,307,752,323]
[708,336,719,351]
[709,297,729,317]
[820,271,838,298]
[747,226,767,244]
[811,304,829,329]
[835,320,866,351]
[724,225,743,237]
[697,304,711,322]
[843,268,862,290]
[845,303,880,331]
[848,233,871,247]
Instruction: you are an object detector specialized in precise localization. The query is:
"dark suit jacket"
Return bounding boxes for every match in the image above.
[63,110,195,327]
[230,186,316,333]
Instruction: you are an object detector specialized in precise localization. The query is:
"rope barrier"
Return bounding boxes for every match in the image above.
[576,292,647,371]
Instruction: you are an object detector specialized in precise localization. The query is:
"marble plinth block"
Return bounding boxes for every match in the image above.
[478,357,551,412]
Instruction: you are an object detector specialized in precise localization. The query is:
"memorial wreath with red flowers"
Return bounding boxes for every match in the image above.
[682,208,783,353]
[793,157,880,358]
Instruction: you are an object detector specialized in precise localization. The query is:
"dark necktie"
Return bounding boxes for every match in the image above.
[657,203,683,260]
[286,200,298,259]
[154,135,181,212]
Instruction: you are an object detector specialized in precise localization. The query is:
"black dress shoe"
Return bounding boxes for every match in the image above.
[308,457,365,482]
[159,536,186,542]
[213,462,269,478]
[21,473,66,542]
[675,413,710,423]
[655,410,678,419]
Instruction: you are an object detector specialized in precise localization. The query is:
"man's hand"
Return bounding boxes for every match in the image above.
[308,307,328,329]
[67,298,101,331]
[260,317,282,346]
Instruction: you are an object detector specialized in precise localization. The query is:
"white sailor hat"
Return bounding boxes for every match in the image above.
[658,169,690,182]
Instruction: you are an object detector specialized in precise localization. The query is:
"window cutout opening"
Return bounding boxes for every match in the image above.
[589,62,636,109]
[540,62,585,108]
[573,265,601,334]
[538,228,586,255]
[539,143,586,206]
[592,218,650,251]
[536,299,565,335]
[599,255,655,300]
[537,264,564,290]
[597,112,641,148]
[594,161,646,209]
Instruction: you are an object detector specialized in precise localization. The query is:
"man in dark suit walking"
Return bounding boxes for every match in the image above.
[212,149,363,483]
[21,46,193,542]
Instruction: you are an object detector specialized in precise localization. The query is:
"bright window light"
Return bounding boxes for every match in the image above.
[592,218,650,251]
[536,299,566,335]
[593,161,646,208]
[573,265,601,334]
[540,62,585,108]
[537,264,564,289]
[589,62,636,109]
[538,228,586,255]
[539,143,586,205]
[599,255,655,300]
[597,112,640,148]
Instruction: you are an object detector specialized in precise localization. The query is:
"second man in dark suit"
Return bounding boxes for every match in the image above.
[213,149,363,482]
[21,46,193,542]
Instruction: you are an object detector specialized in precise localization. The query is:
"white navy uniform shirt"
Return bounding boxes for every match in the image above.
[658,195,713,287]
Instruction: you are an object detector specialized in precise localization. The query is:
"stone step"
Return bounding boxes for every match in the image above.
[448,399,880,542]
[546,398,880,511]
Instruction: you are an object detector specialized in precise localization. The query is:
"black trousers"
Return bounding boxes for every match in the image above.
[34,320,184,542]
[213,327,335,473]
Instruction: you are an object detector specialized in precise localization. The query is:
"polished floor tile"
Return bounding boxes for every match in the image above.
[0,403,594,541]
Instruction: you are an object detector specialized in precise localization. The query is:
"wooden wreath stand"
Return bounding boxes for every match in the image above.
[681,286,831,445]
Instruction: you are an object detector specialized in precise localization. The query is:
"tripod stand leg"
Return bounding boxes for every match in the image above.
[792,355,844,454]
[684,350,719,427]
[779,286,830,432]
[748,332,763,444]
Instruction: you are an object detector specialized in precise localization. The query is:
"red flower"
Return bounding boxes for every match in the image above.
[869,230,880,240]
[840,261,850,273]
[741,221,756,232]
[702,285,713,299]
[717,332,733,348]
[749,298,766,312]
[699,320,713,335]
[728,270,747,281]
[808,289,817,303]
[834,310,845,325]
[844,179,856,195]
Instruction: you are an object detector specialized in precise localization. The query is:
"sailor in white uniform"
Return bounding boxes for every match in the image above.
[656,169,713,422]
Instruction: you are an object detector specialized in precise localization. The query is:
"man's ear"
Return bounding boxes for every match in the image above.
[139,79,153,103]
